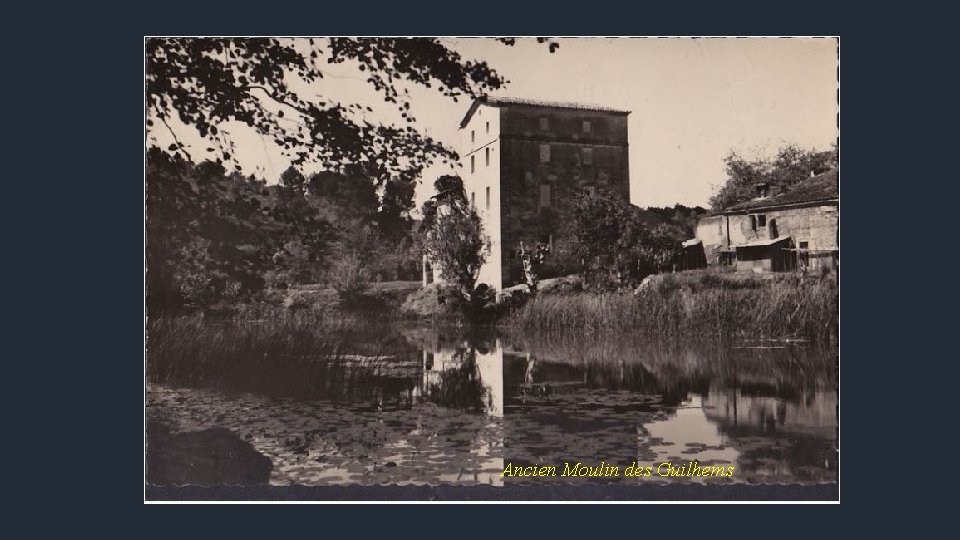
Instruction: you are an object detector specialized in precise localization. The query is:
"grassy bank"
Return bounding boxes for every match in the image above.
[505,270,838,343]
[195,280,422,321]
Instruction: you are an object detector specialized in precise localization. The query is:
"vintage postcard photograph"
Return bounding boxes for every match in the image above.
[144,36,839,502]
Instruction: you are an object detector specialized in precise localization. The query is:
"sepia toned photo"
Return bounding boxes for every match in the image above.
[144,36,839,502]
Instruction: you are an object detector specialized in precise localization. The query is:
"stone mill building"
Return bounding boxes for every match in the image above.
[446,96,631,290]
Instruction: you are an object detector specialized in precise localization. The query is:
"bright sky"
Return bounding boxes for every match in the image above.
[149,37,838,209]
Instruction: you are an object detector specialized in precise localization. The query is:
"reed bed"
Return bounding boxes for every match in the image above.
[146,313,418,400]
[505,271,838,344]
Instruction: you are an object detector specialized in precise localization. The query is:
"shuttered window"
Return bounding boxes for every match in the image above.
[539,144,551,163]
[539,184,551,208]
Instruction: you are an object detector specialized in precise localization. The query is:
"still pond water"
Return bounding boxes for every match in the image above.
[146,324,838,487]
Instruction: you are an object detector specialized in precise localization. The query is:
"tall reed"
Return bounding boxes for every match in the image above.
[505,271,838,344]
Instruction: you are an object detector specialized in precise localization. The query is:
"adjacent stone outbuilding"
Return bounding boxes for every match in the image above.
[694,169,838,273]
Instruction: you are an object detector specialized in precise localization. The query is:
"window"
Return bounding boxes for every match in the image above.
[471,192,475,207]
[470,155,475,173]
[539,144,551,163]
[757,214,767,228]
[539,116,549,130]
[471,130,475,143]
[485,186,491,210]
[582,120,591,134]
[485,147,490,166]
[485,121,490,133]
[582,147,594,165]
[539,184,551,208]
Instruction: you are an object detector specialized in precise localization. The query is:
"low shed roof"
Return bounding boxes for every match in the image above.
[736,235,792,248]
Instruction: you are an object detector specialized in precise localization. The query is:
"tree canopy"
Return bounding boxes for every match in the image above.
[146,38,557,185]
[418,175,489,296]
[145,38,564,313]
[572,189,686,287]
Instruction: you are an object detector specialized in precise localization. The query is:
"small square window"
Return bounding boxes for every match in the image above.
[539,144,551,163]
[582,120,591,134]
[757,214,767,227]
[799,241,809,249]
[582,147,594,165]
[539,117,549,130]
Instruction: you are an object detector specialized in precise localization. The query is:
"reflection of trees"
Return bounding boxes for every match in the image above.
[501,328,836,405]
[149,318,423,404]
[399,325,497,354]
[425,347,490,411]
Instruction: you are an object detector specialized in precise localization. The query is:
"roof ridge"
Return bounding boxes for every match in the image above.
[459,96,630,129]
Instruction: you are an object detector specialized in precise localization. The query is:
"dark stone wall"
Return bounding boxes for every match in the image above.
[498,106,630,285]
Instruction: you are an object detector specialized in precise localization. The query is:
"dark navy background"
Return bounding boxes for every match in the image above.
[9,0,938,527]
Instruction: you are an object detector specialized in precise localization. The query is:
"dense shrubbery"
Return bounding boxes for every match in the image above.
[400,282,528,323]
[328,254,371,303]
[570,188,688,289]
[418,176,489,297]
[146,150,421,315]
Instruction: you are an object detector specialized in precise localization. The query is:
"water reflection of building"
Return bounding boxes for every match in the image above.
[699,385,837,481]
[701,385,837,435]
[641,395,740,476]
[412,336,504,418]
[405,332,836,485]
[407,335,506,485]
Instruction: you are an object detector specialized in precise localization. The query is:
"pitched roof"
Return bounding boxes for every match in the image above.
[726,169,838,213]
[459,96,631,129]
[736,235,792,247]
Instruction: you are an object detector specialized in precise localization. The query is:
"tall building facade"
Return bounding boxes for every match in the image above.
[458,97,631,289]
